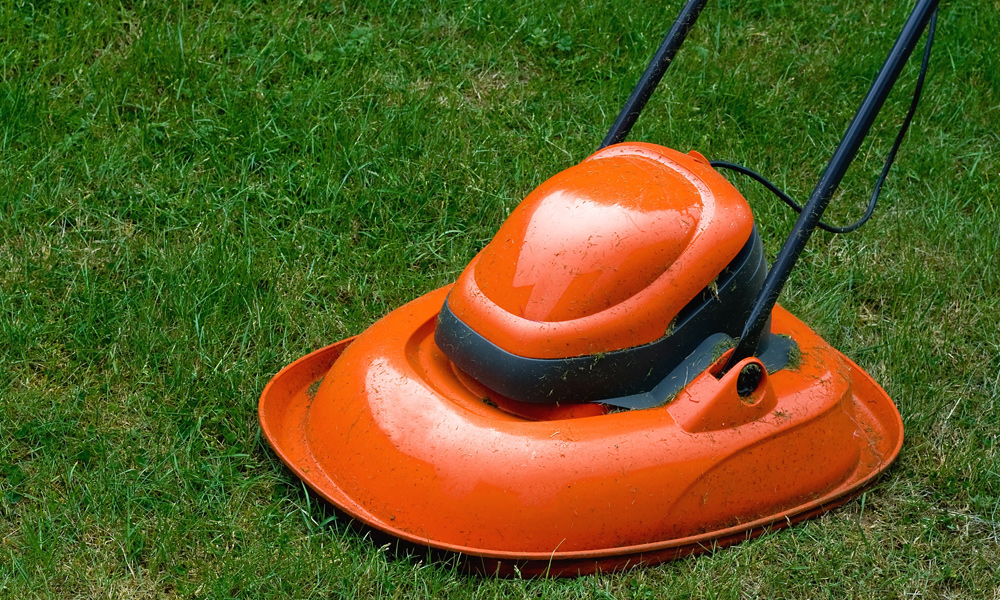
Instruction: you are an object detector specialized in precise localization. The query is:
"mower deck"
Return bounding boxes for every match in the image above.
[259,286,902,576]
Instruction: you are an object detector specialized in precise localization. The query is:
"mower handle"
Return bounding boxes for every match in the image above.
[725,0,939,372]
[599,0,709,149]
[600,0,938,373]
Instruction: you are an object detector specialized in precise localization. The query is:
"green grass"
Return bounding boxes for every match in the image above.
[1,0,998,597]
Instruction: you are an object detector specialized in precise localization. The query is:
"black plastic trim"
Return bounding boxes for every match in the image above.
[435,228,790,406]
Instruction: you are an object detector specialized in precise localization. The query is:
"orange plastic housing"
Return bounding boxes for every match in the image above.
[448,143,754,358]
[259,286,903,576]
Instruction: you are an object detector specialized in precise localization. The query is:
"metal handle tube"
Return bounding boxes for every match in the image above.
[725,0,939,372]
[599,0,710,149]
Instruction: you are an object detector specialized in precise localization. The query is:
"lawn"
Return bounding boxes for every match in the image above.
[1,0,998,597]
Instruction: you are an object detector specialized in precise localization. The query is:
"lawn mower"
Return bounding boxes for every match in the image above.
[259,0,938,576]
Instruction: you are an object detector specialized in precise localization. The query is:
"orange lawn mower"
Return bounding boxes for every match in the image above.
[259,0,939,576]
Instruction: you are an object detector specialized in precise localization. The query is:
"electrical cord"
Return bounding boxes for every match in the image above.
[711,9,936,234]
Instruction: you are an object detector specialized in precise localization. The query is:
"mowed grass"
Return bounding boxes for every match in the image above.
[1,0,998,597]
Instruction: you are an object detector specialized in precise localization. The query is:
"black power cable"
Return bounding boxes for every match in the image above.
[711,9,936,235]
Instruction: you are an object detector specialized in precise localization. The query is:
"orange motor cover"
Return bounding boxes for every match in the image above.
[447,143,754,359]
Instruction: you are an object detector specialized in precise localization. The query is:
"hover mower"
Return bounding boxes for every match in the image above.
[260,0,938,576]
